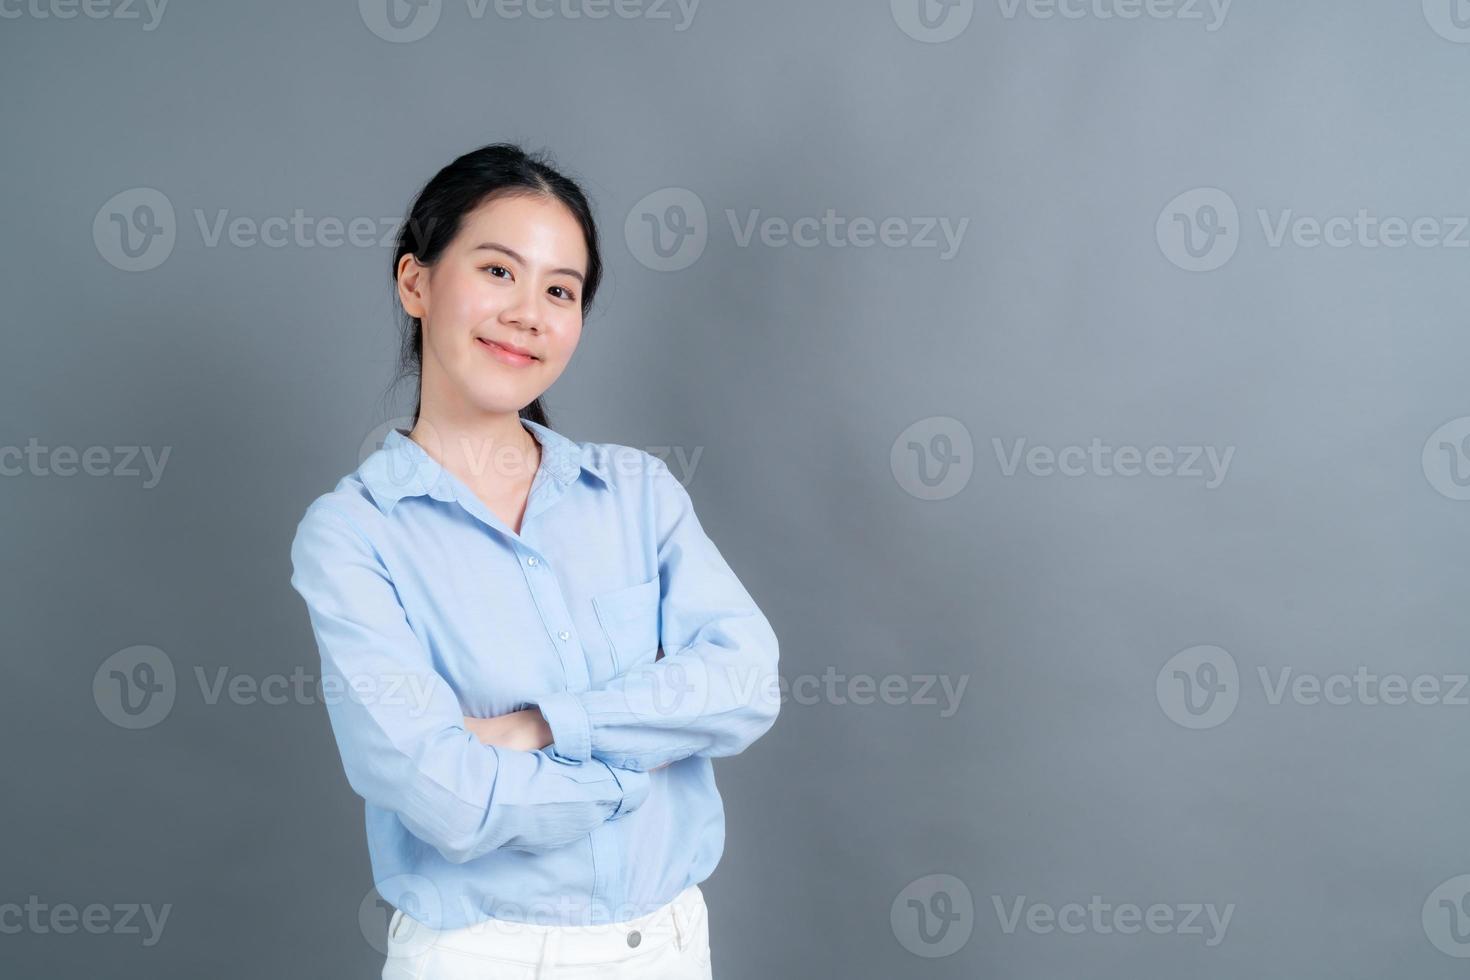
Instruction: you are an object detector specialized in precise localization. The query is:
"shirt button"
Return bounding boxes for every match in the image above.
[626,930,641,948]
[526,556,538,567]
[558,630,570,641]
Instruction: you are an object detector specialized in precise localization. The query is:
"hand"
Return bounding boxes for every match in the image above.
[464,681,675,771]
[463,707,553,752]
[467,712,678,773]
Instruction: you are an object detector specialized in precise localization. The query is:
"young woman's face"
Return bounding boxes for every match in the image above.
[399,192,588,419]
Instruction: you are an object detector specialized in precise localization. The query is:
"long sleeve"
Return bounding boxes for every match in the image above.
[289,501,649,864]
[530,456,782,771]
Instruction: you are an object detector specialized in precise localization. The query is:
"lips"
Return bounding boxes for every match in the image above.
[476,337,540,361]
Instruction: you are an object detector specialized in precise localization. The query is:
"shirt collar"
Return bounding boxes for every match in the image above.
[360,417,610,514]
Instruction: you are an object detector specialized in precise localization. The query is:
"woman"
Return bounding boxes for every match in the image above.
[288,143,782,979]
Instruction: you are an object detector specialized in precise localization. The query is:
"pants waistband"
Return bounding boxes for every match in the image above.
[387,884,705,967]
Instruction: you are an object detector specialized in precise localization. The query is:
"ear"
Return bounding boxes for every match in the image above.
[396,252,428,321]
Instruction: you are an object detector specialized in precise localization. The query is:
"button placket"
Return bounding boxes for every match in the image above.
[518,547,590,690]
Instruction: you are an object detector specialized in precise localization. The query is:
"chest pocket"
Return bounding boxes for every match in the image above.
[591,577,662,672]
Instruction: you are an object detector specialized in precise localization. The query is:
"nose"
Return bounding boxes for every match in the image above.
[501,283,542,332]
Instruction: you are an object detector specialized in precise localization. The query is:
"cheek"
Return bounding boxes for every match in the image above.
[431,269,494,327]
[548,319,583,361]
[446,277,496,323]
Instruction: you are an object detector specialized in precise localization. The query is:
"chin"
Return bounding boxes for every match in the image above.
[462,384,534,412]
[467,396,529,415]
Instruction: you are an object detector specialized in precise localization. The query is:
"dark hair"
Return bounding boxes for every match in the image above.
[388,142,604,429]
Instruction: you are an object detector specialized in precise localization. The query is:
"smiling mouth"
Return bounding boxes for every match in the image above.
[477,337,540,362]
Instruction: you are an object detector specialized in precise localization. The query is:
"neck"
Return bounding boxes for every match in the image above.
[409,405,540,490]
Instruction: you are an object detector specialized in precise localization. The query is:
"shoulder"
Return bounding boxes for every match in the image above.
[289,475,384,560]
[579,440,683,496]
[577,440,701,539]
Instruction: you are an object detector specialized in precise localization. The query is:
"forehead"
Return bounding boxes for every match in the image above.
[457,193,587,267]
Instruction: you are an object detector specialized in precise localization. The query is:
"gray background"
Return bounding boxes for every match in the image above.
[5,0,1470,976]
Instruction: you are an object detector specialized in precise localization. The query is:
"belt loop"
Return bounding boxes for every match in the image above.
[533,927,554,978]
[670,896,689,952]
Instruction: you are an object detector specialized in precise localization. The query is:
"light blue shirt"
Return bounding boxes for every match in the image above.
[288,418,781,928]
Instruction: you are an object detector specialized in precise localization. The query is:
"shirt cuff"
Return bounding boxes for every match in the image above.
[533,691,592,764]
[605,764,650,819]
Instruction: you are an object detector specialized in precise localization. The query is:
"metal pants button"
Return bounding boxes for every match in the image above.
[626,929,641,948]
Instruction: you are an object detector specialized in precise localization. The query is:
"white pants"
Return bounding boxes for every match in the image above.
[381,884,712,979]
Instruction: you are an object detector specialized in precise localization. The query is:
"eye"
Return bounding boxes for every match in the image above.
[483,264,510,279]
[549,285,576,301]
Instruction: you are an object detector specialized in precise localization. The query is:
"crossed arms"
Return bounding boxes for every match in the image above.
[287,459,780,864]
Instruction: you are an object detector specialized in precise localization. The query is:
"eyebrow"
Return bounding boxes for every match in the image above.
[471,242,585,283]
